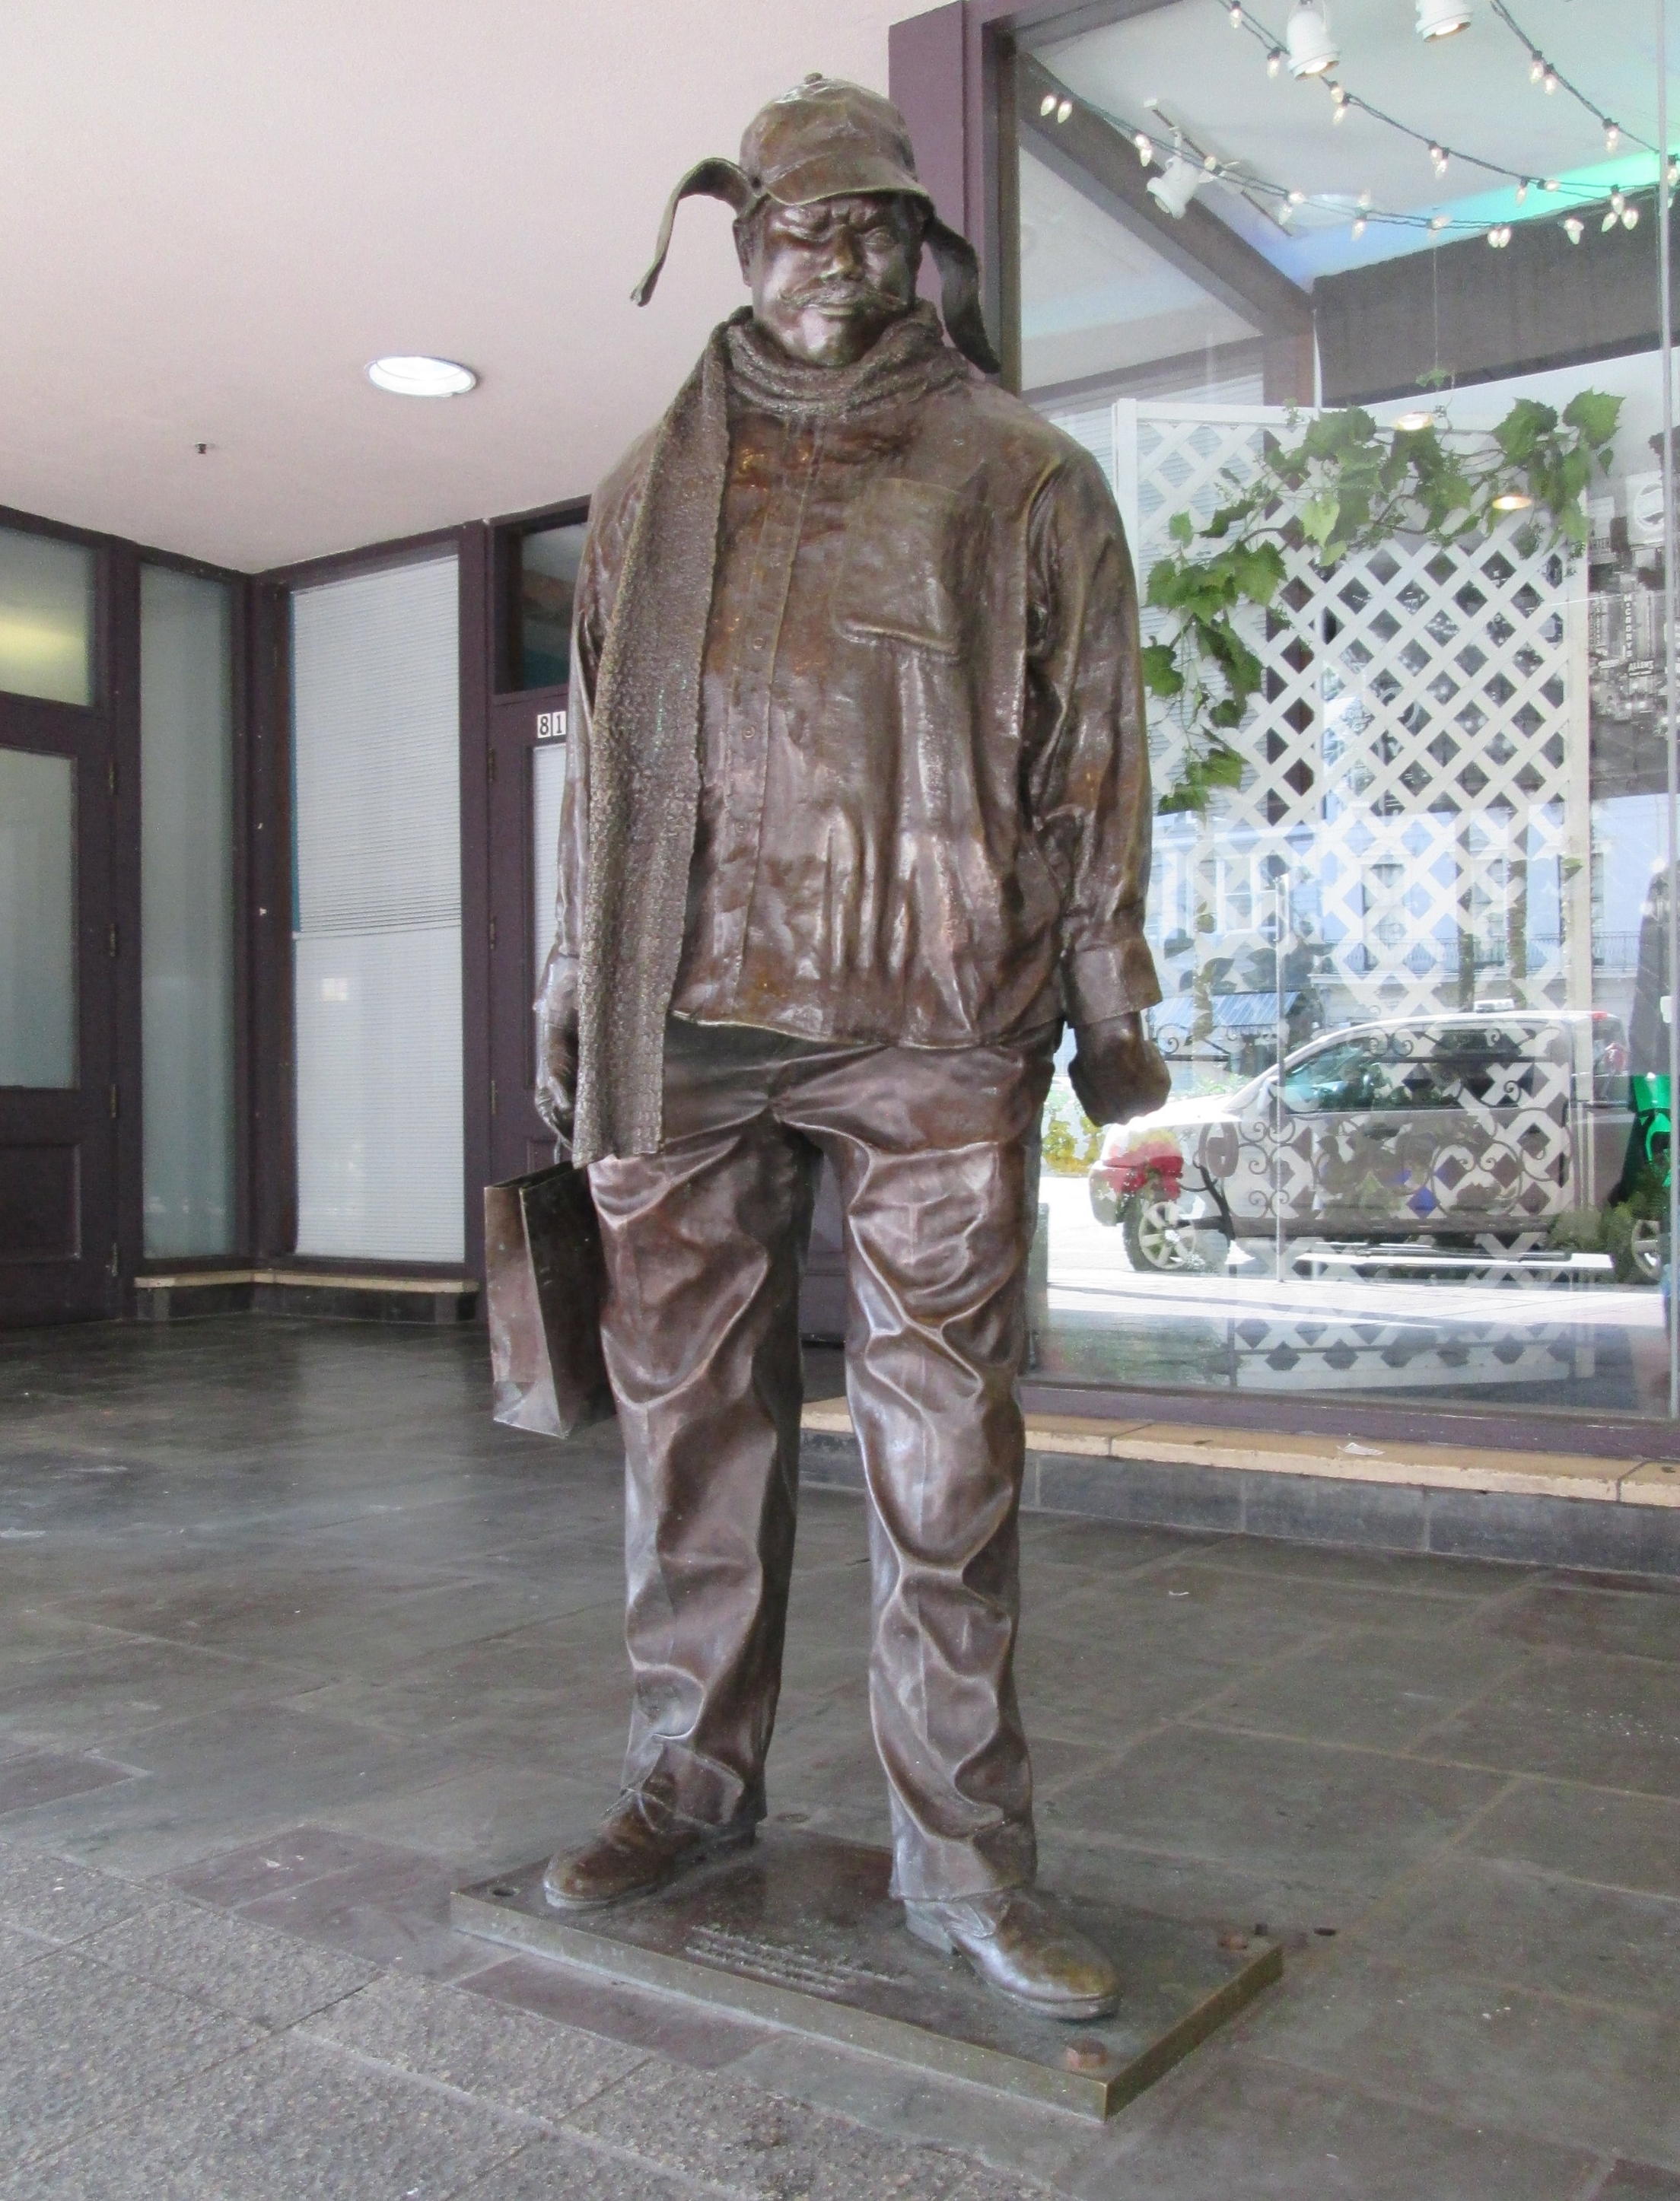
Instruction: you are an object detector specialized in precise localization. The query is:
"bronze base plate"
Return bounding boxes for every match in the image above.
[453,1825,1281,2119]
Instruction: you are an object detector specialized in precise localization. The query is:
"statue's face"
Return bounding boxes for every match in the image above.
[738,192,924,368]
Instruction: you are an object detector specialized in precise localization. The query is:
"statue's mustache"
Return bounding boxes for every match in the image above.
[785,276,899,312]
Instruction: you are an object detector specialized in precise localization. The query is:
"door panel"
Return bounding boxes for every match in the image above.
[0,702,118,1324]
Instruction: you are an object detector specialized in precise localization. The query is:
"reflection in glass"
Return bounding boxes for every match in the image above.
[1020,0,1674,1414]
[517,523,588,690]
[0,526,94,706]
[0,748,75,1087]
[140,567,235,1255]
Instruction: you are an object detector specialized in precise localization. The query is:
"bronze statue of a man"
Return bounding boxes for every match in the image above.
[535,75,1167,2022]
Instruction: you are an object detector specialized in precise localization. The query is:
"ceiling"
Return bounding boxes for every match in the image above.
[0,2,908,572]
[1039,0,1675,282]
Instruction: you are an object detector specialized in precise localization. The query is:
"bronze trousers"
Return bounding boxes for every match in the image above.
[587,1015,1057,1902]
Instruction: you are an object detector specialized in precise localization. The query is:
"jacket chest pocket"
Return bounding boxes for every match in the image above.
[832,478,973,660]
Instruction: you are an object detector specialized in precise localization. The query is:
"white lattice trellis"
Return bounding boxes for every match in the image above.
[1048,399,1592,1035]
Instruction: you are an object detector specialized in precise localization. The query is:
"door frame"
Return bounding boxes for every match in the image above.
[0,504,122,1322]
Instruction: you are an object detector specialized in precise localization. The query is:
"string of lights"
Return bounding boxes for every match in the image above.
[1037,72,1644,250]
[1488,0,1659,158]
[1223,0,1601,199]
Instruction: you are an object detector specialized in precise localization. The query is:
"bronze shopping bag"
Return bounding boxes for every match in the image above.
[483,1163,615,1437]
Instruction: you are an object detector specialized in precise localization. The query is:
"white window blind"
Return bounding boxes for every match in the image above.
[291,556,463,1262]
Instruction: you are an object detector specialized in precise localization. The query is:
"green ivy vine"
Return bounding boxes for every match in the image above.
[1143,390,1624,814]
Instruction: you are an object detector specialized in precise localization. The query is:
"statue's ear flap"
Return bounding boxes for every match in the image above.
[925,216,1001,377]
[632,159,759,306]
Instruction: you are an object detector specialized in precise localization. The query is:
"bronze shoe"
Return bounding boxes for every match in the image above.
[542,1793,754,1910]
[904,1888,1118,2021]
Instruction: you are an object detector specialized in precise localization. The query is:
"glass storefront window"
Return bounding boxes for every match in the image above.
[513,520,588,691]
[0,748,75,1087]
[140,566,236,1256]
[1012,2,1676,1416]
[0,525,94,707]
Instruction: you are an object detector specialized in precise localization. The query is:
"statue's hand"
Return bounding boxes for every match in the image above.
[535,968,578,1150]
[1068,1013,1171,1128]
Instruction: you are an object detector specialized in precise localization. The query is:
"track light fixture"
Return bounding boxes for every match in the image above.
[1285,2,1338,78]
[1146,154,1206,219]
[1416,0,1472,36]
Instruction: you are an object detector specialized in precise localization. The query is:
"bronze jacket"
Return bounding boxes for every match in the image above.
[546,313,1159,1152]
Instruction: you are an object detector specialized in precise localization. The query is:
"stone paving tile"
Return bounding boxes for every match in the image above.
[0,2030,528,2200]
[1188,1625,1532,1753]
[1481,1579,1680,1665]
[235,1837,497,1980]
[1463,1780,1680,1902]
[1242,1948,1680,2168]
[0,1945,266,2168]
[564,2056,994,2199]
[1418,1651,1680,1795]
[1045,1725,1503,1896]
[0,1920,53,1976]
[79,1886,377,2028]
[1353,1854,1680,2012]
[1164,1535,1527,1604]
[309,1761,616,1878]
[0,1633,322,1751]
[0,1700,471,1877]
[0,1749,138,1815]
[302,1968,644,2121]
[451,2138,704,2200]
[0,1842,145,1940]
[731,2029,1096,2191]
[460,1951,773,2072]
[167,1822,415,1907]
[1599,2164,1680,2198]
[1058,2047,1601,2200]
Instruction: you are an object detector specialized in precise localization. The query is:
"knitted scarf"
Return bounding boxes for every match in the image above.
[572,303,968,1165]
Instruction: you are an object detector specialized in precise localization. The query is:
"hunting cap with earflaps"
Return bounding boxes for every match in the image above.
[632,72,1001,376]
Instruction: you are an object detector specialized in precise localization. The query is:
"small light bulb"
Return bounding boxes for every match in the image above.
[1624,205,1640,228]
[1602,208,1618,231]
[1529,56,1544,83]
[1288,188,1306,204]
[1278,202,1294,224]
[1135,132,1154,163]
[1611,189,1625,212]
[1493,492,1534,512]
[1230,2,1243,22]
[1515,180,1529,205]
[1351,215,1367,237]
[1267,47,1284,76]
[1543,68,1558,93]
[1357,190,1373,209]
[1563,215,1584,242]
[1395,409,1433,431]
[1056,98,1072,122]
[1332,89,1348,122]
[1543,178,1560,192]
[1605,122,1620,151]
[1040,93,1057,117]
[1429,214,1449,231]
[1203,152,1219,171]
[1669,159,1680,187]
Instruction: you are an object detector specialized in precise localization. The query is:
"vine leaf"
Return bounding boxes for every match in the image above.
[1144,388,1624,815]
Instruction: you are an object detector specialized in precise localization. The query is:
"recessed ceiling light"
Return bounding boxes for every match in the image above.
[366,355,477,397]
[1394,409,1433,431]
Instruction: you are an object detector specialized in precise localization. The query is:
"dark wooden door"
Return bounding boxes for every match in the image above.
[0,684,119,1324]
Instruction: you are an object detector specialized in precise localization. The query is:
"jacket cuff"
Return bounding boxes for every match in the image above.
[534,949,580,1023]
[1064,939,1162,1027]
